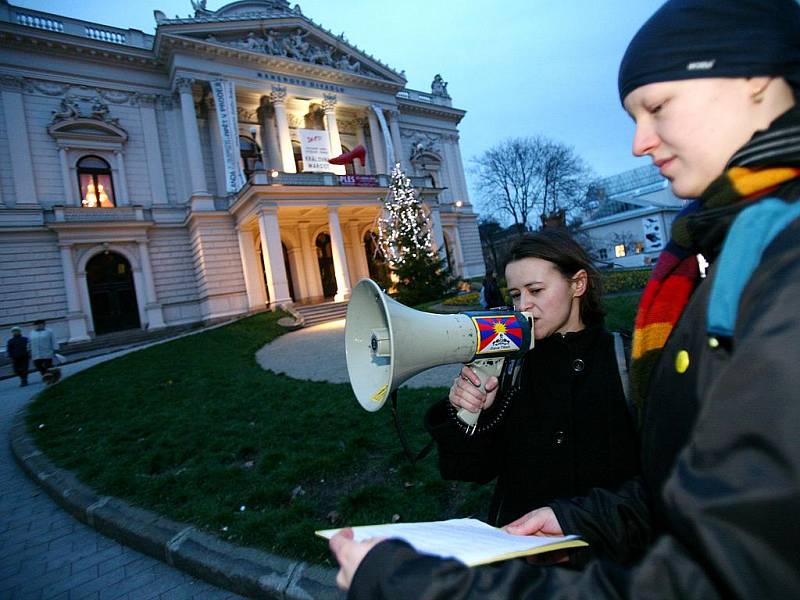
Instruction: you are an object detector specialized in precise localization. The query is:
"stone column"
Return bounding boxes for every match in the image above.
[322,93,345,175]
[298,221,322,299]
[348,221,369,282]
[138,94,169,204]
[257,206,292,307]
[270,86,296,173]
[58,245,90,342]
[387,109,406,170]
[1,76,36,206]
[286,246,308,299]
[354,118,368,175]
[366,109,386,175]
[327,205,351,302]
[176,77,213,209]
[258,97,282,172]
[237,227,267,310]
[57,147,76,205]
[137,241,166,329]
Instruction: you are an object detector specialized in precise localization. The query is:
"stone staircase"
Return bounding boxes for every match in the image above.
[294,300,348,327]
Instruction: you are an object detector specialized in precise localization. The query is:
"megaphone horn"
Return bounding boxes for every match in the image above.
[345,279,533,433]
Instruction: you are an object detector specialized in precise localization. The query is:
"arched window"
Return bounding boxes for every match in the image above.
[239,135,261,181]
[77,155,115,207]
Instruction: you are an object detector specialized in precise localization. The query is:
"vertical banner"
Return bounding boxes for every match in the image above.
[298,128,334,172]
[210,79,247,192]
[371,104,394,173]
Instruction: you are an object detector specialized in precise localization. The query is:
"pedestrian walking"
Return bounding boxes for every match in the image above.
[29,319,59,383]
[6,326,30,387]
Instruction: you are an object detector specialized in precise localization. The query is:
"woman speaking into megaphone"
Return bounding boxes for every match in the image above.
[426,229,640,532]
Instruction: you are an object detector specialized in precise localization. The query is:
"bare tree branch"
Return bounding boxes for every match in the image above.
[472,136,595,228]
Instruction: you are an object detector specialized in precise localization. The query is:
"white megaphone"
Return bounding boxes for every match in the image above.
[345,278,533,434]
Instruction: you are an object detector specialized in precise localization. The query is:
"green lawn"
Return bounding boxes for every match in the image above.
[27,294,640,567]
[28,312,489,567]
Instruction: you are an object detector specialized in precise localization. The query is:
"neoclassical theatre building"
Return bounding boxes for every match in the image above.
[0,0,483,344]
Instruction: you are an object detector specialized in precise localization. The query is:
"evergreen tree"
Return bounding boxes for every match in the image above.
[377,164,451,305]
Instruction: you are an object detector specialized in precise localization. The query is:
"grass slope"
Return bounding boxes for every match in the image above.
[27,312,489,567]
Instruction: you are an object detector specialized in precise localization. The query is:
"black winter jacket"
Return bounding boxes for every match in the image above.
[425,325,640,527]
[348,215,800,599]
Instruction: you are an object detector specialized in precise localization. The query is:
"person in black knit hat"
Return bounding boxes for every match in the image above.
[329,0,800,597]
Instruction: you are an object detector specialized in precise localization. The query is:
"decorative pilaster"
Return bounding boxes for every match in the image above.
[322,93,345,175]
[428,204,447,260]
[327,205,351,302]
[58,245,90,342]
[57,147,76,205]
[257,206,292,307]
[138,95,169,204]
[450,133,470,203]
[137,241,165,329]
[113,150,130,206]
[1,76,36,206]
[270,86,297,173]
[175,77,213,209]
[366,109,386,175]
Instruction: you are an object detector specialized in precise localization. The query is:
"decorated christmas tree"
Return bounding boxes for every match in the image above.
[377,164,451,305]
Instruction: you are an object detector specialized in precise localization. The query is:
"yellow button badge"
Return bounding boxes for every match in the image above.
[675,350,690,374]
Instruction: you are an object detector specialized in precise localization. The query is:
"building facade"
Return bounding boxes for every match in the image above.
[0,0,483,344]
[579,165,685,268]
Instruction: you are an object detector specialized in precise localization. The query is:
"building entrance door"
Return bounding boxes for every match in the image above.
[86,252,141,335]
[315,233,337,298]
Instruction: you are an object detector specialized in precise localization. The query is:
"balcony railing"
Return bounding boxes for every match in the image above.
[7,7,153,49]
[263,172,435,189]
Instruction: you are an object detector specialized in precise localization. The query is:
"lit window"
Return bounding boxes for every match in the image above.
[77,155,115,207]
[614,244,627,258]
[634,241,645,254]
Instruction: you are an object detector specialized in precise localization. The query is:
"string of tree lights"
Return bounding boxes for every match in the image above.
[377,164,451,305]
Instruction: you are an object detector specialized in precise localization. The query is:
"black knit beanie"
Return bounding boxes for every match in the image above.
[618,0,800,103]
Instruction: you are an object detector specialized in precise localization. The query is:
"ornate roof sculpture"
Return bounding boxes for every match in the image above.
[154,1,404,82]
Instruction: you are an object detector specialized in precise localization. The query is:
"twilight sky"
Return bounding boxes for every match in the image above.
[15,0,666,210]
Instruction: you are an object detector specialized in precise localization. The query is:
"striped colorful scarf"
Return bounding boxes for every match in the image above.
[629,107,800,416]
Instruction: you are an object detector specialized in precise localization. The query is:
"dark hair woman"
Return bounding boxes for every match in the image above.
[424,229,638,529]
[330,1,800,597]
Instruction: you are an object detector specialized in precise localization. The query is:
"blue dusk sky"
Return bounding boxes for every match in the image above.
[15,0,666,211]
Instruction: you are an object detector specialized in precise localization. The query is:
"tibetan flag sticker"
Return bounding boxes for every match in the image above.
[472,315,524,355]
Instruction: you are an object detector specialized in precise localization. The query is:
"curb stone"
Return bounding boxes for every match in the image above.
[10,408,344,600]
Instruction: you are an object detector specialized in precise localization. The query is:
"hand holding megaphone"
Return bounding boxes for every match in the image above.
[345,279,534,434]
[451,363,503,424]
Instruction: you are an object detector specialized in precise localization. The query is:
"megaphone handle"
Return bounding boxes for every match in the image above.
[456,357,505,435]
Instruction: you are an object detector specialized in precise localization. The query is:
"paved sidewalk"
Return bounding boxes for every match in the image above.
[256,318,461,388]
[1,350,246,599]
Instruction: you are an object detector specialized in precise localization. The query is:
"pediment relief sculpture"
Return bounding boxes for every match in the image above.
[201,28,365,75]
